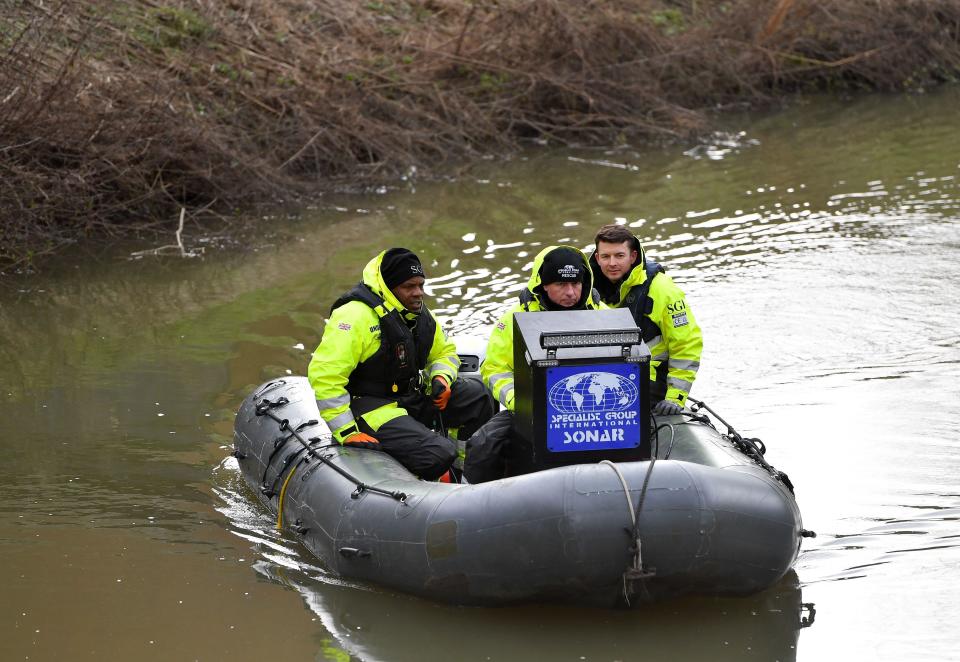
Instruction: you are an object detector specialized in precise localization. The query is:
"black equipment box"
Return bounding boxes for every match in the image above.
[511,308,651,473]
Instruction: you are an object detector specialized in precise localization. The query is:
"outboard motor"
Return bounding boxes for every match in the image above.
[452,334,487,379]
[510,308,651,474]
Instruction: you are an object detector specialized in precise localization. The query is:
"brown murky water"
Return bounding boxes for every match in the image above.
[2,86,959,661]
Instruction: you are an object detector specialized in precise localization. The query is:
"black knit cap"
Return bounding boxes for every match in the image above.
[381,247,425,289]
[539,247,585,285]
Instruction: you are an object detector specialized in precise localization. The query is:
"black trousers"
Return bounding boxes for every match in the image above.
[462,410,533,484]
[354,377,494,480]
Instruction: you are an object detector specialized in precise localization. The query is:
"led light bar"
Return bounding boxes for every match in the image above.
[540,328,641,350]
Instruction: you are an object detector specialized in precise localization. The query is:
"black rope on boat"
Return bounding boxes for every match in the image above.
[687,397,766,456]
[687,397,796,495]
[600,457,658,608]
[263,447,313,499]
[258,418,330,493]
[683,411,711,426]
[625,457,658,605]
[298,440,333,482]
[254,397,408,503]
[646,416,659,460]
[653,423,678,459]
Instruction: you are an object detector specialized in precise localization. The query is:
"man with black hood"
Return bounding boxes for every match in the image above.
[466,245,602,482]
[480,245,602,412]
[309,248,494,480]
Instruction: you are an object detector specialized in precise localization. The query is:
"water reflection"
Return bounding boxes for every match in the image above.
[268,565,811,662]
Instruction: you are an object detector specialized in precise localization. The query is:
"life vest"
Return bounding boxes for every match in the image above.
[619,260,667,400]
[619,260,666,344]
[330,283,435,398]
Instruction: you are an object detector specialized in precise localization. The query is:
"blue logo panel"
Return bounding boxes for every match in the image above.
[545,363,641,452]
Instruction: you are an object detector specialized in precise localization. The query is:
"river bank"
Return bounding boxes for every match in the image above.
[2,0,958,269]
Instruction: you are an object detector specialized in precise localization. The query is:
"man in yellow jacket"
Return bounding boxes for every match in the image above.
[308,248,494,480]
[589,224,703,416]
[467,245,603,482]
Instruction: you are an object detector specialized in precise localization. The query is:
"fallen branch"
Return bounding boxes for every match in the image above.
[129,208,201,258]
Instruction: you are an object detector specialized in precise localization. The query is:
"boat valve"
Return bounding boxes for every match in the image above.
[800,529,817,538]
[800,602,817,628]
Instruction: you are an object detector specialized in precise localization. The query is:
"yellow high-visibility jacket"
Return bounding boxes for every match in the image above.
[589,240,702,408]
[481,246,603,411]
[308,251,459,442]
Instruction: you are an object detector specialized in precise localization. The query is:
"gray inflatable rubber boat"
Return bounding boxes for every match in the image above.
[232,376,807,607]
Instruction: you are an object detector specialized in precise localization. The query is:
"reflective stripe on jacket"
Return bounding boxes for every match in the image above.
[481,245,603,411]
[308,251,459,441]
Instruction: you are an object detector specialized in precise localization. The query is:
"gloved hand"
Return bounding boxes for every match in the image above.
[653,399,683,416]
[342,431,380,450]
[431,375,451,411]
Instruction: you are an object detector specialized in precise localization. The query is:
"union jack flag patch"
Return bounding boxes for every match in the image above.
[337,322,352,331]
[496,322,506,331]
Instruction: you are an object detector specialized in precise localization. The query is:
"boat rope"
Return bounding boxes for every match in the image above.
[260,420,322,494]
[254,397,408,504]
[653,423,678,459]
[687,397,796,495]
[600,458,657,607]
[601,460,637,525]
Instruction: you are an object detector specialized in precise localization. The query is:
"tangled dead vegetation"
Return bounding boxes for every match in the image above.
[2,0,959,269]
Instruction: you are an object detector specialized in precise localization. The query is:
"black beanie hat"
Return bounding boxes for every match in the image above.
[381,248,425,290]
[539,247,585,285]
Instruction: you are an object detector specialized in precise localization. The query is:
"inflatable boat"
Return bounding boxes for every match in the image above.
[233,371,807,607]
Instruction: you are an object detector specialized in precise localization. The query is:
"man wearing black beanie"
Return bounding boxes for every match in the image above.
[309,248,494,481]
[536,246,589,310]
[379,248,426,311]
[466,245,602,483]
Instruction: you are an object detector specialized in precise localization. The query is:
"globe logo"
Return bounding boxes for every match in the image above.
[548,371,639,413]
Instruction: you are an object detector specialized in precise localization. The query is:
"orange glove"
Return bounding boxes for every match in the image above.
[342,432,380,450]
[431,376,451,411]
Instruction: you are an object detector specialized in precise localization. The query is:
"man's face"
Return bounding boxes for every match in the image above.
[596,240,638,282]
[391,276,425,313]
[543,281,582,308]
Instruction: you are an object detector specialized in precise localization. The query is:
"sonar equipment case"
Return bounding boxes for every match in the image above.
[511,308,651,473]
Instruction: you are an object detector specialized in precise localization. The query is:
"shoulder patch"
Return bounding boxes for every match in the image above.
[337,322,352,331]
[671,312,688,328]
[666,299,688,314]
[496,321,506,331]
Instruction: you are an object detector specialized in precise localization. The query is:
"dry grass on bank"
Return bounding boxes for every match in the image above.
[2,0,959,268]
